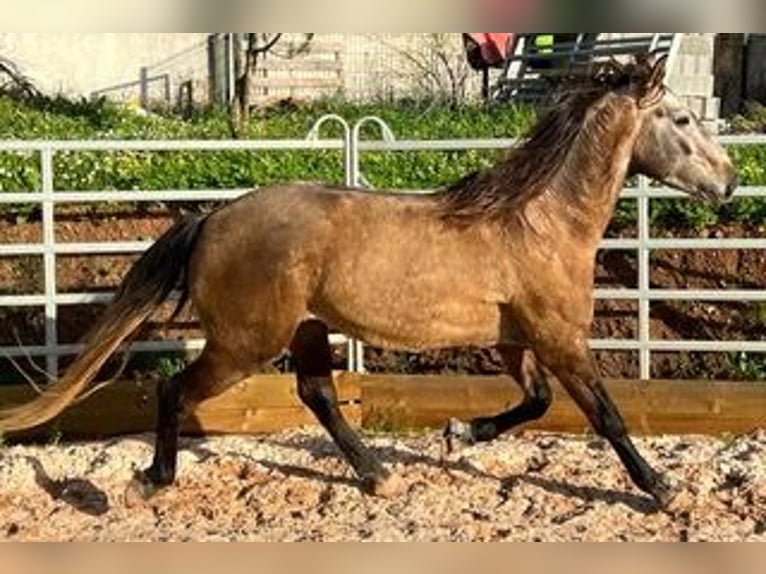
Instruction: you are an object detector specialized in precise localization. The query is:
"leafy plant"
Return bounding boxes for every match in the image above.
[0,94,762,233]
[728,101,766,134]
[156,355,186,380]
[729,352,766,380]
[47,425,63,446]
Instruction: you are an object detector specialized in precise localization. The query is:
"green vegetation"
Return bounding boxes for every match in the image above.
[731,352,766,380]
[0,94,761,385]
[47,425,63,446]
[0,94,763,230]
[155,355,187,380]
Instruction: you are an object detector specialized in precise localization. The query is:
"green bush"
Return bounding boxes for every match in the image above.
[0,95,763,231]
[0,96,532,207]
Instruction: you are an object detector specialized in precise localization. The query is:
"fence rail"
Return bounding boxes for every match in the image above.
[0,127,764,379]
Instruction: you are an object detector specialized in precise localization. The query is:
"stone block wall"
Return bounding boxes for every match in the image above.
[666,33,720,129]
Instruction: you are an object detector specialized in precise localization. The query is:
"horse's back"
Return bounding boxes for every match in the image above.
[195,182,335,268]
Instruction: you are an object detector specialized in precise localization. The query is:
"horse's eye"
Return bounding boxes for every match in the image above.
[674,115,691,127]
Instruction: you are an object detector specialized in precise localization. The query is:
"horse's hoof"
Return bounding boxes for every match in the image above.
[361,472,406,498]
[124,470,168,506]
[653,476,693,515]
[659,486,695,516]
[443,418,474,454]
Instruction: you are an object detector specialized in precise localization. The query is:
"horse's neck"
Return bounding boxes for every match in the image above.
[549,95,641,244]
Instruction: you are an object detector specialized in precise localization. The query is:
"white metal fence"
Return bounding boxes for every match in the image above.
[0,124,764,380]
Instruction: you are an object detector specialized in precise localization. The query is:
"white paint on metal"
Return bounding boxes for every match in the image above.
[0,134,763,379]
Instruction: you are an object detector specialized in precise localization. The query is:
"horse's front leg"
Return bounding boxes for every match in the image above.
[444,346,552,449]
[534,336,678,509]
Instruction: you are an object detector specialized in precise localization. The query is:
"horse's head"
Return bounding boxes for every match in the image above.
[628,56,738,203]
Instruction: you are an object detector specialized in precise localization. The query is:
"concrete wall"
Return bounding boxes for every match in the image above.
[0,33,477,106]
[666,33,720,127]
[0,33,210,104]
[0,33,719,118]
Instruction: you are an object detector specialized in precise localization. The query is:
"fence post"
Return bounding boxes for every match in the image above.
[305,114,357,371]
[41,147,58,378]
[163,74,171,108]
[349,117,396,372]
[207,34,229,108]
[139,66,149,109]
[226,33,238,104]
[637,176,651,380]
[350,117,396,187]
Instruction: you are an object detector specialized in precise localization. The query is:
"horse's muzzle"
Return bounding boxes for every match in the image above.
[724,175,739,200]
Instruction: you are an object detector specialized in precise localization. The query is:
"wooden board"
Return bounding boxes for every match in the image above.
[0,373,360,441]
[188,405,361,435]
[187,372,360,435]
[0,374,763,441]
[275,40,344,54]
[360,375,766,436]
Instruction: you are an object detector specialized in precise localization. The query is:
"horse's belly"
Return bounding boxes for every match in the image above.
[312,297,502,351]
[311,230,509,350]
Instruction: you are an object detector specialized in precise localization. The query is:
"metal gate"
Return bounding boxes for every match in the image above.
[0,124,764,379]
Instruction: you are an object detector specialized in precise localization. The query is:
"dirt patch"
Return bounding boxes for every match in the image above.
[0,208,764,380]
[0,428,763,541]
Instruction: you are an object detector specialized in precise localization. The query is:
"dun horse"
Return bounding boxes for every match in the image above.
[0,57,737,509]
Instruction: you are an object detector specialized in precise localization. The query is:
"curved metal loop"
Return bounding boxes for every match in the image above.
[350,116,396,190]
[305,114,351,141]
[344,116,396,371]
[305,113,361,370]
[305,114,354,188]
[351,116,396,143]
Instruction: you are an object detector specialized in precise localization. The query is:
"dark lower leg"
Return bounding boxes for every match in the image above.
[140,350,240,490]
[469,374,552,442]
[143,374,183,487]
[446,348,552,445]
[292,321,389,489]
[549,349,672,505]
[299,375,389,486]
[586,381,672,502]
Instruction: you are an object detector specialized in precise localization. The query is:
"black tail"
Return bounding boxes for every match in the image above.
[0,214,206,432]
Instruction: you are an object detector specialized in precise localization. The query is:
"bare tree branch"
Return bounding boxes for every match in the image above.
[375,34,470,105]
[229,33,314,137]
[0,56,41,99]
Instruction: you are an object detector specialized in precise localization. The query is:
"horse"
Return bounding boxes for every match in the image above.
[0,56,737,510]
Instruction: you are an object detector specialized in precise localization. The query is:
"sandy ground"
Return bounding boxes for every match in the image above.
[0,428,764,541]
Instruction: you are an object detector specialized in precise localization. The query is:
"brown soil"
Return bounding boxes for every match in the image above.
[0,428,764,541]
[0,207,764,380]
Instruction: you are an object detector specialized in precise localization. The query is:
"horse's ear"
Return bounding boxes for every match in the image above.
[634,53,651,69]
[634,53,667,106]
[647,54,669,89]
[633,53,667,88]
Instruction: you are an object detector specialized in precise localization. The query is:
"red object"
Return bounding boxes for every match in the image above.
[464,33,514,68]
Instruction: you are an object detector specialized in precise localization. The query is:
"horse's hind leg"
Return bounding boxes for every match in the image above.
[141,370,185,488]
[444,346,552,449]
[133,345,247,496]
[290,319,403,497]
